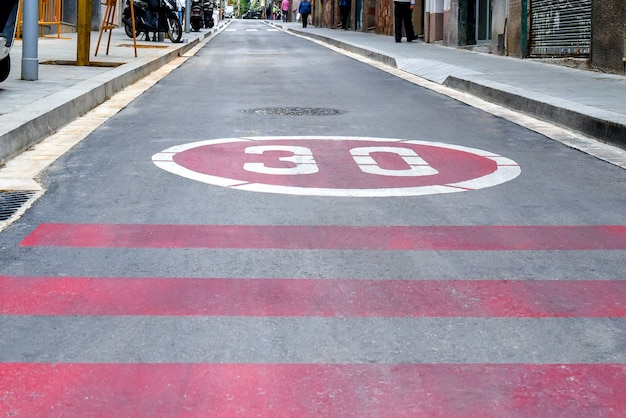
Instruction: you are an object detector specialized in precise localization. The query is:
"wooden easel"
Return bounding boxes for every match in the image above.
[95,0,137,57]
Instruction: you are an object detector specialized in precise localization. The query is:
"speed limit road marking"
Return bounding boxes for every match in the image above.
[152,136,520,197]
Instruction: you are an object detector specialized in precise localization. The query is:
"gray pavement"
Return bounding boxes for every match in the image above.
[0,23,225,168]
[1,19,625,173]
[272,22,626,150]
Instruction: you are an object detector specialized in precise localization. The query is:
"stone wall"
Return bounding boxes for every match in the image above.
[491,0,506,54]
[424,0,443,42]
[444,0,458,45]
[375,0,393,35]
[320,0,335,27]
[413,0,424,37]
[591,0,625,74]
[506,0,523,58]
[360,0,376,30]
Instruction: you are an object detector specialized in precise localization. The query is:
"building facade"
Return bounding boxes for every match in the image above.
[43,0,626,74]
[314,0,626,74]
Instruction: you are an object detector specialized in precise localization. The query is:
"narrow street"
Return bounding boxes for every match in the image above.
[1,19,625,416]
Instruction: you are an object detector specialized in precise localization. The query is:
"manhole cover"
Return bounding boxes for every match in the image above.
[0,191,38,221]
[244,107,344,116]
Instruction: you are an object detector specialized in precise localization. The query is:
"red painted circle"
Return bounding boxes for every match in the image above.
[172,139,495,189]
[153,136,521,197]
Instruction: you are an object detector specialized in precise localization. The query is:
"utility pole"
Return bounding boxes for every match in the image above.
[21,0,39,80]
[186,0,191,33]
[77,0,92,66]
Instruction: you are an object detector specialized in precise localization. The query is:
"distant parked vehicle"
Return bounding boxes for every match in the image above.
[223,5,234,19]
[203,0,215,29]
[0,0,19,83]
[190,0,204,31]
[122,0,183,43]
[242,8,262,19]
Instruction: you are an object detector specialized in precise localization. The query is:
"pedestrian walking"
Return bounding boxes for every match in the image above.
[281,0,290,22]
[393,0,415,42]
[175,0,184,27]
[339,0,351,30]
[299,0,311,28]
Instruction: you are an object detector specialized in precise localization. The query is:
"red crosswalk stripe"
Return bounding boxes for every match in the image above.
[2,363,625,417]
[1,276,625,317]
[4,223,626,416]
[20,223,626,250]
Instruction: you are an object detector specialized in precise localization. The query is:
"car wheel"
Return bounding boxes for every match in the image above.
[0,55,11,83]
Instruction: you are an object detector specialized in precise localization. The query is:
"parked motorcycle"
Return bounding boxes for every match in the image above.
[242,8,262,19]
[123,0,183,43]
[0,0,19,82]
[203,0,215,29]
[190,0,203,31]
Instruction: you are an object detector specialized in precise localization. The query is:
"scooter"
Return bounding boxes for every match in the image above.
[190,0,203,31]
[122,0,183,43]
[203,0,215,29]
[0,0,19,83]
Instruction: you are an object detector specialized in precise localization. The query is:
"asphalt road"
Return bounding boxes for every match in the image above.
[1,20,625,417]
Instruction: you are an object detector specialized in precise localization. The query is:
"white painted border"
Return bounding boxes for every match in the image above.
[152,136,521,197]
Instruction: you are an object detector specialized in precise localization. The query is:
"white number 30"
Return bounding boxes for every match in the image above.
[243,145,438,177]
[243,146,319,175]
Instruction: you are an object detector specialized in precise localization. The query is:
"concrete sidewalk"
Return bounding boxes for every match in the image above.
[1,19,625,173]
[0,23,226,167]
[273,22,626,151]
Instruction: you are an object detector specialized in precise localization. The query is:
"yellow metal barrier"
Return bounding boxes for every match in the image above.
[16,0,63,39]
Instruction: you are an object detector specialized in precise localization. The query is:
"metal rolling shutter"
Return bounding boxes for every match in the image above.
[530,0,592,57]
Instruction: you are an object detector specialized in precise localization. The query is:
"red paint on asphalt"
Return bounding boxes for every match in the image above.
[172,139,497,188]
[1,276,625,317]
[20,224,626,250]
[1,363,624,417]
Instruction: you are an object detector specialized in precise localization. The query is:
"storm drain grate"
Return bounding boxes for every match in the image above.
[0,191,38,221]
[245,107,344,116]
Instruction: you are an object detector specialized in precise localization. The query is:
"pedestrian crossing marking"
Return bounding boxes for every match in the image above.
[5,221,626,415]
[2,276,624,317]
[20,223,626,250]
[2,363,625,416]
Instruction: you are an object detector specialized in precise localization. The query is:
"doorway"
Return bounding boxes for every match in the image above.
[467,0,491,45]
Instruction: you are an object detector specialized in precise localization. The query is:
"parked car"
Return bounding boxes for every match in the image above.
[223,5,234,18]
[0,0,19,82]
